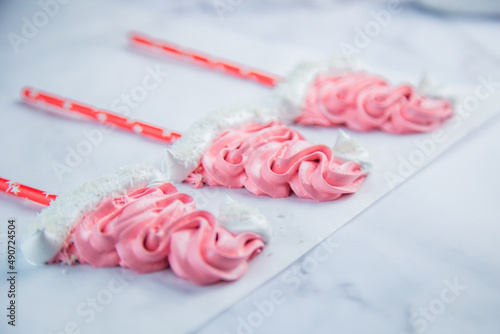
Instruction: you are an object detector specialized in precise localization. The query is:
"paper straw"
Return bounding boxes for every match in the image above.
[0,177,56,206]
[22,87,182,144]
[129,32,283,87]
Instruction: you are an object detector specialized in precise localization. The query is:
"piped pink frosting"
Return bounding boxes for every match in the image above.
[186,121,367,202]
[50,183,264,285]
[297,73,453,133]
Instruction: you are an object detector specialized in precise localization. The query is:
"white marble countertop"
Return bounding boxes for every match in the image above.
[1,1,499,334]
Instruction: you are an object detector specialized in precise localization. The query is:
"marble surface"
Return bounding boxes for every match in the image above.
[1,1,499,333]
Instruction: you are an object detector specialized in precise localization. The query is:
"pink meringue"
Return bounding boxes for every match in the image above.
[186,121,367,202]
[50,183,265,285]
[297,73,453,134]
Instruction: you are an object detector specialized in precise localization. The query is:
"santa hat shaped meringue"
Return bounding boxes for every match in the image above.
[163,105,371,202]
[22,90,371,202]
[129,32,454,134]
[3,164,271,285]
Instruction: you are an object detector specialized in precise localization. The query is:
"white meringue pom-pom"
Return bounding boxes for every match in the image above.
[333,130,372,172]
[418,73,457,103]
[218,197,272,243]
[21,228,61,265]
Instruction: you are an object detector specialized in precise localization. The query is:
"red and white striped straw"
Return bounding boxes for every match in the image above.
[129,32,283,87]
[22,87,182,144]
[0,177,56,206]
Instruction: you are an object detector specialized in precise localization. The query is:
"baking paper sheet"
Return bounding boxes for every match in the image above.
[1,2,499,333]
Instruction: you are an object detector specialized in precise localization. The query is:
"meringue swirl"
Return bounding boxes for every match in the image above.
[297,73,453,134]
[187,121,367,202]
[51,183,265,285]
